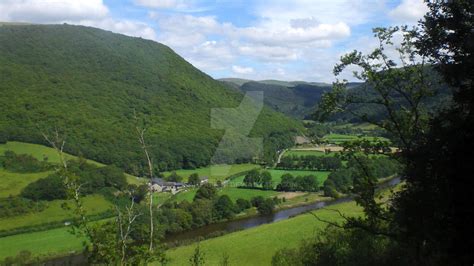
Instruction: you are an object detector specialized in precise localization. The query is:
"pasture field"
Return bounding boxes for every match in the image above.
[230,169,330,187]
[322,134,389,144]
[284,149,337,157]
[163,163,260,183]
[168,187,279,203]
[0,194,111,231]
[0,141,144,185]
[0,168,53,198]
[164,201,363,265]
[0,201,361,262]
[0,227,83,260]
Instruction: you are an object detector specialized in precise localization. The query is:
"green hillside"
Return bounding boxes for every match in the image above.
[0,24,301,174]
[224,80,332,119]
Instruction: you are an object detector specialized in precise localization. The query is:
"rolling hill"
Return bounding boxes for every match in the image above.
[0,24,301,174]
[220,79,334,119]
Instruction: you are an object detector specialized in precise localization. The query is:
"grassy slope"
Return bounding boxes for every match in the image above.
[284,149,334,157]
[230,169,330,187]
[0,141,143,185]
[0,201,361,261]
[170,187,279,203]
[0,194,111,231]
[163,163,260,183]
[0,168,52,197]
[164,201,362,265]
[0,227,84,260]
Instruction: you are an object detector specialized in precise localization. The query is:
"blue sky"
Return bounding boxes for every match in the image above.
[0,0,428,82]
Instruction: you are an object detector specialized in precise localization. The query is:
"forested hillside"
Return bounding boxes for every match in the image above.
[0,24,301,174]
[221,79,333,119]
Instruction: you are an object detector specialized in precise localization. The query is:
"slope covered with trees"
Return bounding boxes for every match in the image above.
[221,79,333,119]
[0,24,301,174]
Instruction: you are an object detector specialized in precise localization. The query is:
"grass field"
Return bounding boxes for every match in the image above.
[230,169,330,187]
[284,149,336,157]
[0,194,112,231]
[0,141,144,185]
[0,168,53,198]
[167,186,279,203]
[0,226,84,260]
[162,164,260,183]
[164,201,363,265]
[322,134,388,144]
[0,200,361,262]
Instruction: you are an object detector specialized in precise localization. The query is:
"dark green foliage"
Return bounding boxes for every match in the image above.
[21,174,67,201]
[276,173,320,192]
[213,195,235,220]
[235,198,251,212]
[188,173,200,186]
[21,159,127,201]
[193,183,217,201]
[0,196,46,217]
[0,24,300,174]
[227,80,332,119]
[272,226,403,266]
[166,171,183,183]
[277,155,342,171]
[0,151,50,173]
[323,168,353,195]
[322,157,399,197]
[260,170,273,190]
[276,173,296,191]
[250,196,265,208]
[128,184,149,203]
[256,198,276,215]
[189,244,205,266]
[243,169,260,187]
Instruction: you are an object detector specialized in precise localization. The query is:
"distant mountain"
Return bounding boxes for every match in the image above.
[0,24,302,174]
[219,78,334,119]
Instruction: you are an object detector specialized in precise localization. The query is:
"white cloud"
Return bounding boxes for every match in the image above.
[238,22,350,46]
[77,19,157,40]
[134,0,187,9]
[0,0,108,23]
[0,0,157,41]
[232,65,254,74]
[389,0,428,24]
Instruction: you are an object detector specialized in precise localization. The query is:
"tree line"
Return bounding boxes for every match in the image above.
[277,155,342,171]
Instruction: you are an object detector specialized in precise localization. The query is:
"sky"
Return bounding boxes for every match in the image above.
[0,0,428,82]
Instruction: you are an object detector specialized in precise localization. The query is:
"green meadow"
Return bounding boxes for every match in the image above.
[169,187,279,203]
[0,227,84,260]
[0,168,53,198]
[322,134,389,144]
[284,149,336,157]
[0,194,111,231]
[230,169,330,187]
[164,201,363,266]
[0,141,144,185]
[163,163,260,183]
[0,201,361,262]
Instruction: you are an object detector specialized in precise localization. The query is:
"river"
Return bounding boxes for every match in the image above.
[44,177,400,265]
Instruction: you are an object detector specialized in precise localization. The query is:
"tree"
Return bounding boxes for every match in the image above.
[167,171,183,182]
[214,195,235,220]
[276,173,295,191]
[189,244,205,266]
[260,170,273,190]
[274,2,474,265]
[235,198,251,212]
[243,169,260,187]
[256,198,275,215]
[194,183,217,201]
[188,173,200,186]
